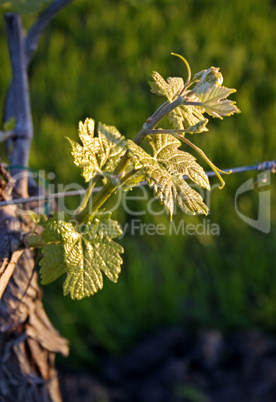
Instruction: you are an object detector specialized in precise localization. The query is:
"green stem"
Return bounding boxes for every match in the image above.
[119,169,138,186]
[74,152,131,223]
[76,176,98,213]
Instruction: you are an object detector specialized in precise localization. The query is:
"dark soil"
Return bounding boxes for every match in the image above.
[59,328,276,402]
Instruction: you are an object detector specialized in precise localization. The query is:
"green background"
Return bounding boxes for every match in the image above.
[1,0,276,370]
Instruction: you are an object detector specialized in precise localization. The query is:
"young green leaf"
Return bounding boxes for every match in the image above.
[40,244,67,284]
[149,71,207,131]
[190,67,241,118]
[185,119,209,134]
[194,83,240,119]
[68,118,128,182]
[147,134,210,190]
[127,134,209,217]
[167,103,208,132]
[39,212,124,300]
[149,72,184,101]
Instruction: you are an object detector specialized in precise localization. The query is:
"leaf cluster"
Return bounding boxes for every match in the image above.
[38,56,240,300]
[67,119,128,183]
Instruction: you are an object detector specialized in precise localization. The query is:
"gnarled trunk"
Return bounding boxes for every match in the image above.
[0,205,69,401]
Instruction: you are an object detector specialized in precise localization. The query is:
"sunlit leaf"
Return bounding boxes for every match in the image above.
[192,66,224,88]
[127,134,209,217]
[149,71,207,131]
[185,119,209,134]
[195,83,240,119]
[147,134,210,190]
[167,101,207,131]
[68,118,128,182]
[40,212,124,300]
[191,67,241,119]
[149,72,184,101]
[40,243,67,284]
[149,65,239,129]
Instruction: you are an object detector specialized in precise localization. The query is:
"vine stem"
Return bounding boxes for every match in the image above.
[134,96,184,145]
[74,153,131,223]
[119,169,139,186]
[147,128,194,135]
[75,175,98,213]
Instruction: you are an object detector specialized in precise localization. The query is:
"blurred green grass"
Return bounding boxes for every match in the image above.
[1,0,276,370]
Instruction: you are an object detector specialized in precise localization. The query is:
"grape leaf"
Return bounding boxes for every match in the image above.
[149,71,207,132]
[68,118,128,182]
[167,102,208,132]
[149,72,184,102]
[127,134,209,216]
[40,244,67,284]
[195,82,240,119]
[39,211,124,300]
[147,134,210,190]
[0,0,50,13]
[191,67,241,118]
[193,66,224,87]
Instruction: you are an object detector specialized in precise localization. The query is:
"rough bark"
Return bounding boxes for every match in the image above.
[0,249,69,402]
[0,179,69,401]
